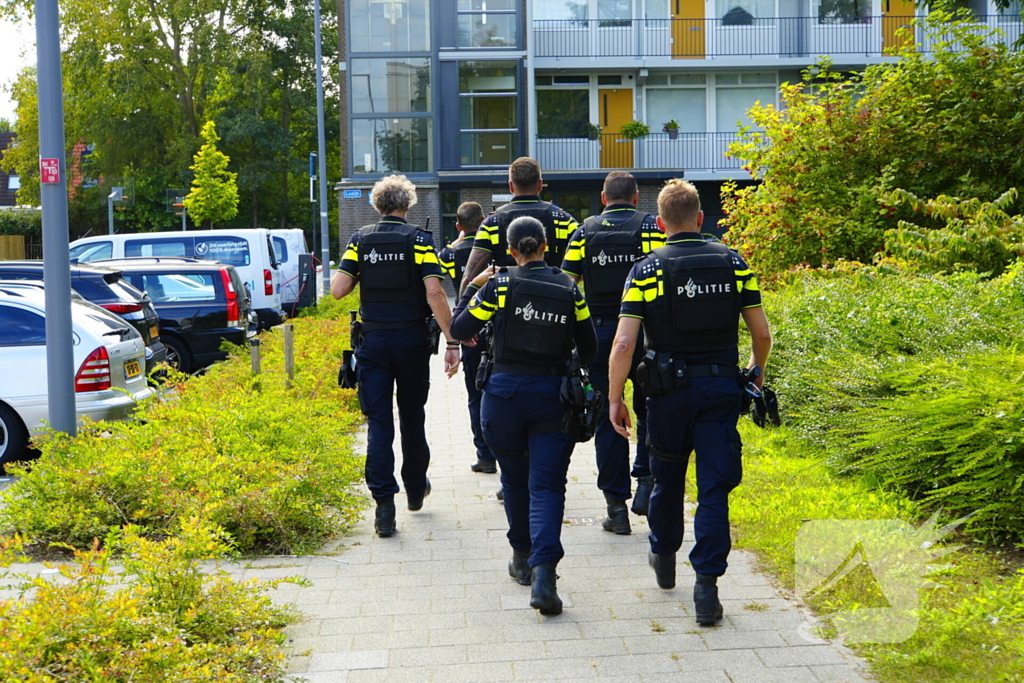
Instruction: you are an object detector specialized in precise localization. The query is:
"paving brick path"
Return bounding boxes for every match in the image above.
[265,351,872,683]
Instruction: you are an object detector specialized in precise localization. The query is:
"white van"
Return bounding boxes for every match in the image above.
[69,229,285,329]
[269,229,312,316]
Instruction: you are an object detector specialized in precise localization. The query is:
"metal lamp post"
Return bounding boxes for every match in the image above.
[313,0,330,291]
[37,0,76,436]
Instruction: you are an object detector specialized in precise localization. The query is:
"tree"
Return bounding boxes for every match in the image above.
[184,121,238,228]
[721,10,1024,280]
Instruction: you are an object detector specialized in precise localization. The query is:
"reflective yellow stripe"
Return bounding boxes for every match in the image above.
[469,306,494,321]
[343,245,358,261]
[622,286,644,302]
[745,277,761,292]
[620,313,644,320]
[416,251,439,265]
[575,305,591,321]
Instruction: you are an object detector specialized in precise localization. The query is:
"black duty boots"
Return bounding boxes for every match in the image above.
[407,478,431,511]
[471,459,498,474]
[529,563,562,615]
[509,551,531,586]
[601,492,631,535]
[631,476,654,516]
[694,573,724,626]
[648,551,676,590]
[374,500,396,537]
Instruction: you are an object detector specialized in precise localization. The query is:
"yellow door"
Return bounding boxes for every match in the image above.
[599,88,634,169]
[882,0,915,51]
[672,0,705,59]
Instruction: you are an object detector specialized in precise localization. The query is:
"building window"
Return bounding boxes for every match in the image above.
[441,190,460,244]
[537,90,590,138]
[535,0,587,22]
[352,59,431,113]
[458,0,518,47]
[646,74,707,133]
[8,175,20,190]
[717,0,776,24]
[353,118,432,174]
[599,0,632,27]
[715,73,776,131]
[459,61,519,166]
[815,0,870,24]
[350,0,431,53]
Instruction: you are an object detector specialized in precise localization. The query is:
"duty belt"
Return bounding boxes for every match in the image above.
[492,362,564,377]
[361,320,425,332]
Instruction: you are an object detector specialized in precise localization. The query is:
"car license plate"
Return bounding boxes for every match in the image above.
[124,360,142,380]
[150,325,159,339]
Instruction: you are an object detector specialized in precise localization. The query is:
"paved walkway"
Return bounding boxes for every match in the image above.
[262,352,872,683]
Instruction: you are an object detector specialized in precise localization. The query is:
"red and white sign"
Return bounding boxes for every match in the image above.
[39,158,60,184]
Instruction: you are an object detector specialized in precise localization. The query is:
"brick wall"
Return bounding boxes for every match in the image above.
[336,183,440,254]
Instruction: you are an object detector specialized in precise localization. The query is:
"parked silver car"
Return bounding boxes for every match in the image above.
[0,283,154,468]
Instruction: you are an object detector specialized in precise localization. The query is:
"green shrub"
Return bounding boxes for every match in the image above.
[723,11,1024,280]
[0,210,42,236]
[0,298,366,553]
[764,266,1024,540]
[0,519,298,682]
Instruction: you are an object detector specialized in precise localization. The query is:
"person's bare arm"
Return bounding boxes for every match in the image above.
[741,306,772,387]
[459,247,491,297]
[425,277,460,377]
[608,316,642,438]
[331,270,357,300]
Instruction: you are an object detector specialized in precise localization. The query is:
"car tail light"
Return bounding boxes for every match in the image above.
[75,347,112,393]
[100,302,144,314]
[220,269,241,328]
[264,269,273,296]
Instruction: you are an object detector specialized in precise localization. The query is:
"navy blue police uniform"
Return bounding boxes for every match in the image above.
[439,236,495,469]
[620,233,762,576]
[451,262,597,568]
[562,205,665,509]
[339,216,444,505]
[473,196,579,269]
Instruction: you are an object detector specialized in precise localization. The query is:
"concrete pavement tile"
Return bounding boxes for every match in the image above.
[500,592,574,610]
[466,641,549,664]
[288,672,348,683]
[810,664,868,682]
[349,629,430,651]
[639,671,731,683]
[579,618,686,639]
[388,644,468,667]
[427,626,507,646]
[724,666,820,683]
[756,646,848,668]
[502,620,584,641]
[318,616,394,636]
[429,662,515,682]
[545,636,629,659]
[307,650,388,672]
[345,667,430,683]
[513,656,601,680]
[622,633,707,654]
[596,652,684,676]
[701,629,789,650]
[392,611,467,631]
[674,649,763,672]
[287,635,354,654]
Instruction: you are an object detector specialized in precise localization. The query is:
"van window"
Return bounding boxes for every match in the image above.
[125,236,251,267]
[69,241,112,262]
[272,236,289,264]
[137,273,219,303]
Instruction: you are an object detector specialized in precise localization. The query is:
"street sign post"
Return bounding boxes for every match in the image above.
[36,0,76,436]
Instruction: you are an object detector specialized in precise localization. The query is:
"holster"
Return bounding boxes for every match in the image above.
[474,323,494,390]
[427,317,441,355]
[348,311,363,350]
[636,350,680,397]
[338,349,358,389]
[560,355,606,443]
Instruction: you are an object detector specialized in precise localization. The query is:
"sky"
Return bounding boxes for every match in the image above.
[0,16,37,123]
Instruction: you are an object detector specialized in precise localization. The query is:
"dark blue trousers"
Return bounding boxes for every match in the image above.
[355,329,432,502]
[589,320,650,501]
[646,376,743,577]
[461,342,495,464]
[481,374,575,568]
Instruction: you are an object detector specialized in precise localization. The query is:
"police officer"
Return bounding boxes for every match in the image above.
[450,217,597,616]
[459,157,579,296]
[331,175,461,538]
[561,171,665,535]
[607,179,772,626]
[439,201,497,474]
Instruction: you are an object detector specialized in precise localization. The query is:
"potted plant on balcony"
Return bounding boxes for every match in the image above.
[620,120,650,140]
[662,119,680,140]
[583,122,602,140]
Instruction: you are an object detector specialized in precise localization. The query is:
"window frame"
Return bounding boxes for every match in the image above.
[456,3,520,49]
[456,59,523,168]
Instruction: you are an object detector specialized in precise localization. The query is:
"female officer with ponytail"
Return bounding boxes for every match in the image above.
[451,216,597,615]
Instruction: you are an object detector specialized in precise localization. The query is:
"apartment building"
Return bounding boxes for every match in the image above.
[336,0,1022,245]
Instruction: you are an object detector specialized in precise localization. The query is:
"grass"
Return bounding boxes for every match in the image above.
[729,422,1024,683]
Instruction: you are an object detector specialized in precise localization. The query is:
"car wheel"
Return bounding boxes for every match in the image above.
[0,402,29,467]
[161,336,193,374]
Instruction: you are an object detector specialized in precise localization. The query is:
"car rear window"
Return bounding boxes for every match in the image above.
[0,305,46,345]
[137,273,220,303]
[125,236,251,267]
[70,241,113,262]
[272,236,289,264]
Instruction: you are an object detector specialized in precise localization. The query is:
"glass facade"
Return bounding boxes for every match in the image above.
[349,0,431,52]
[537,90,590,138]
[458,61,519,166]
[352,118,433,174]
[351,59,431,113]
[457,13,518,47]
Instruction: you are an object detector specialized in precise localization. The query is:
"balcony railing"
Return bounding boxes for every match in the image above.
[536,132,743,173]
[533,16,1023,59]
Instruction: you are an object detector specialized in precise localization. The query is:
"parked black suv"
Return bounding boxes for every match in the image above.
[0,260,167,374]
[93,258,255,373]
